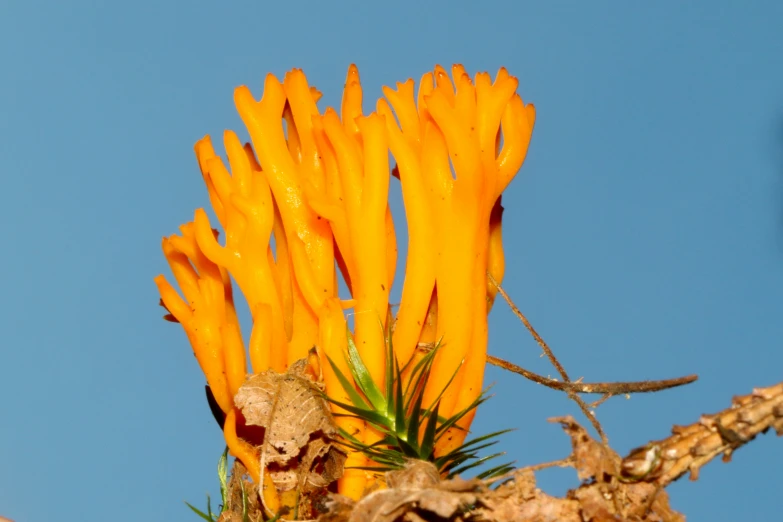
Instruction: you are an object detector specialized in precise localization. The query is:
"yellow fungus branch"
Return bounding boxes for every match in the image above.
[378,92,436,366]
[157,64,535,499]
[487,197,505,310]
[234,75,335,315]
[318,297,367,499]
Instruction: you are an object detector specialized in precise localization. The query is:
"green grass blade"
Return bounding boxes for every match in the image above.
[325,397,390,427]
[324,353,372,410]
[393,359,407,439]
[405,371,424,454]
[434,392,491,439]
[437,451,472,472]
[451,429,515,454]
[420,400,441,459]
[477,462,516,480]
[420,357,464,425]
[185,501,215,522]
[449,452,506,477]
[239,480,249,522]
[384,317,395,419]
[403,340,440,400]
[345,331,386,410]
[440,440,500,469]
[441,444,499,472]
[217,447,228,511]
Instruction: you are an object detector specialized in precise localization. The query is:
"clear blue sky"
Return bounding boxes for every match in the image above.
[1,1,781,520]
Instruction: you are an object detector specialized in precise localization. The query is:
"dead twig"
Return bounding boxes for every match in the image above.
[514,455,575,474]
[487,274,609,444]
[488,273,623,511]
[488,273,570,382]
[486,354,698,395]
[620,381,783,487]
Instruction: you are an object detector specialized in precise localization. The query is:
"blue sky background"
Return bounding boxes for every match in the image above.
[1,1,782,520]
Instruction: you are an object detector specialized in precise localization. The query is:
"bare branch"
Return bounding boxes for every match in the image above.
[488,273,570,382]
[620,381,783,487]
[487,274,612,455]
[486,354,698,395]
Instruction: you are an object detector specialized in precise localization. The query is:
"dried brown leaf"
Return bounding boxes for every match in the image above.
[341,461,478,522]
[474,469,581,522]
[235,359,345,519]
[235,359,337,465]
[317,494,355,522]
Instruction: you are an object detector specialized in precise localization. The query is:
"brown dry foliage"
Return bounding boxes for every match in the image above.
[318,418,684,522]
[233,359,346,518]
[221,370,781,521]
[214,283,782,521]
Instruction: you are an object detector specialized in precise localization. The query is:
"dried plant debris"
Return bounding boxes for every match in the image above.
[551,416,620,483]
[549,416,683,522]
[320,460,485,522]
[472,469,581,522]
[317,421,683,522]
[224,366,778,521]
[218,460,264,522]
[621,380,783,486]
[234,358,346,518]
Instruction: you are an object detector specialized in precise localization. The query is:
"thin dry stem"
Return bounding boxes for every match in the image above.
[486,354,698,395]
[514,455,575,474]
[487,273,624,510]
[488,274,570,382]
[487,274,609,443]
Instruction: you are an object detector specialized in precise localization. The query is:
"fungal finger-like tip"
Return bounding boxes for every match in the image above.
[264,72,283,89]
[376,97,391,117]
[222,128,239,145]
[526,103,536,121]
[475,71,492,88]
[233,84,254,106]
[194,135,213,157]
[193,207,208,225]
[346,63,360,82]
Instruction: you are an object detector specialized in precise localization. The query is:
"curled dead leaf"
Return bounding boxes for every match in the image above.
[235,359,338,465]
[345,461,481,522]
[234,358,345,518]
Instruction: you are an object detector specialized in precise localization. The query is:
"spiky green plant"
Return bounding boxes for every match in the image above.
[325,326,515,480]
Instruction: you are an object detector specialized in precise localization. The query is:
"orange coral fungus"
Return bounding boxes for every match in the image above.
[156,64,535,501]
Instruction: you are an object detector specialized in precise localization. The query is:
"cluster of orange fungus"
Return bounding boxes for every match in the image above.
[155,64,535,501]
